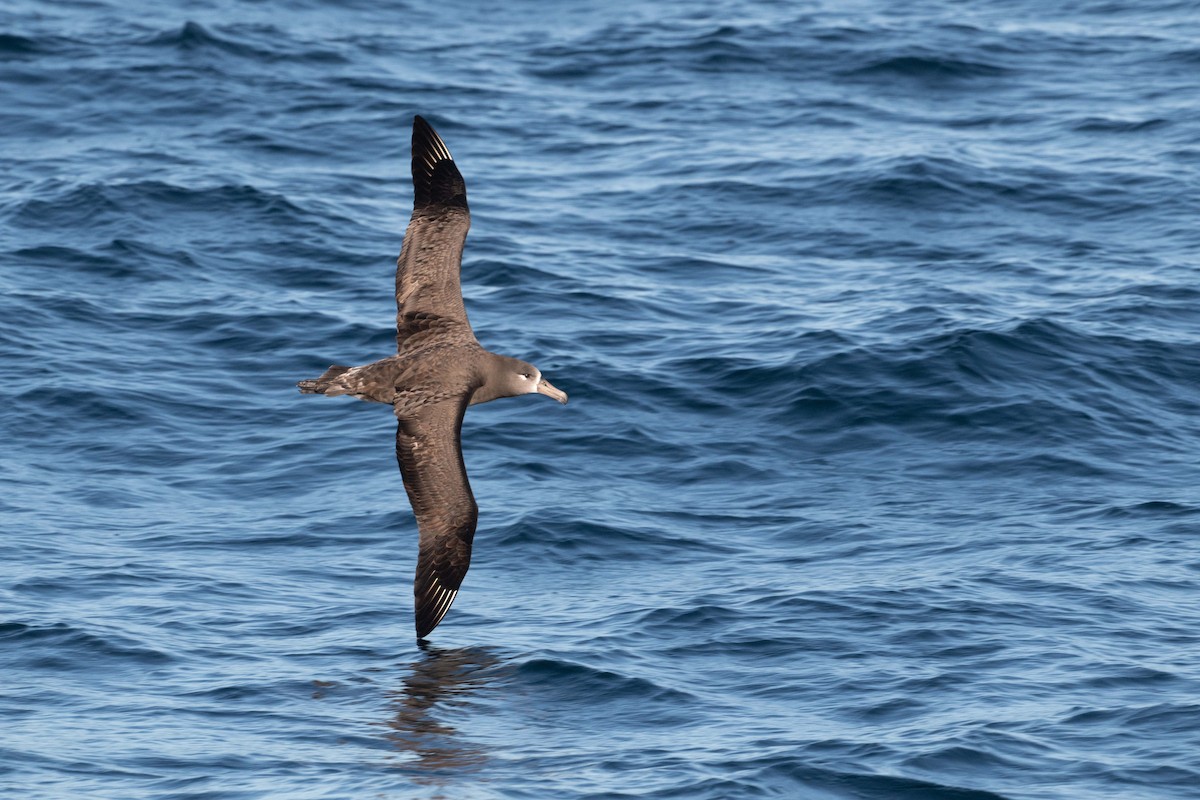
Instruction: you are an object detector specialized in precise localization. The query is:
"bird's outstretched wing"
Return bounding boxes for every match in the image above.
[396,116,473,350]
[395,394,477,639]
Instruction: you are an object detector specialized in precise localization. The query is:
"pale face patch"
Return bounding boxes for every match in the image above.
[517,368,541,393]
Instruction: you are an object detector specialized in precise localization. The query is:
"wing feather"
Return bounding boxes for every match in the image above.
[395,394,477,639]
[396,116,473,348]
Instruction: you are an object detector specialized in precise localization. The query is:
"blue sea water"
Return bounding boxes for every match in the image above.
[3,0,1200,797]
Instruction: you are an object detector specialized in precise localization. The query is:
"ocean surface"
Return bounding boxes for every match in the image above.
[3,0,1200,797]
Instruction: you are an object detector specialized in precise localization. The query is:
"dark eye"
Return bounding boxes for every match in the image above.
[520,372,532,379]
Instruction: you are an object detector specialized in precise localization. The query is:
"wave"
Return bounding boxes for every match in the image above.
[2,621,172,668]
[11,180,318,231]
[514,657,696,705]
[492,517,734,563]
[844,53,1010,81]
[0,32,49,58]
[140,20,348,65]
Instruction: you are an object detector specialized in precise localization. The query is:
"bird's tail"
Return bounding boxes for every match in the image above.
[297,365,352,394]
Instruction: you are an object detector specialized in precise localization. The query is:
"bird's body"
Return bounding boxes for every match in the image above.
[298,116,566,639]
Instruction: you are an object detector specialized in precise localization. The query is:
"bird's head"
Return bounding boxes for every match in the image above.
[510,360,568,404]
[474,355,567,406]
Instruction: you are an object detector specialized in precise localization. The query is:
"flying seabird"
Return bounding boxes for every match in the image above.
[298,115,567,639]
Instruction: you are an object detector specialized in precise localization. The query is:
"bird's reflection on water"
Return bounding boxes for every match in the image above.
[383,641,503,786]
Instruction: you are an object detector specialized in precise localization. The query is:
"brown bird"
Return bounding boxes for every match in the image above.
[298,116,567,639]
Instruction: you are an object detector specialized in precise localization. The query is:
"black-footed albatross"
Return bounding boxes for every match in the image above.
[298,115,567,639]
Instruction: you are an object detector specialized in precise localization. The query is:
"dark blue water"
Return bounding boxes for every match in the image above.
[4,0,1200,797]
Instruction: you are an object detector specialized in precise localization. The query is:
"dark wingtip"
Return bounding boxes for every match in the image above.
[412,115,467,210]
[414,574,460,639]
[415,615,439,640]
[415,611,431,639]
